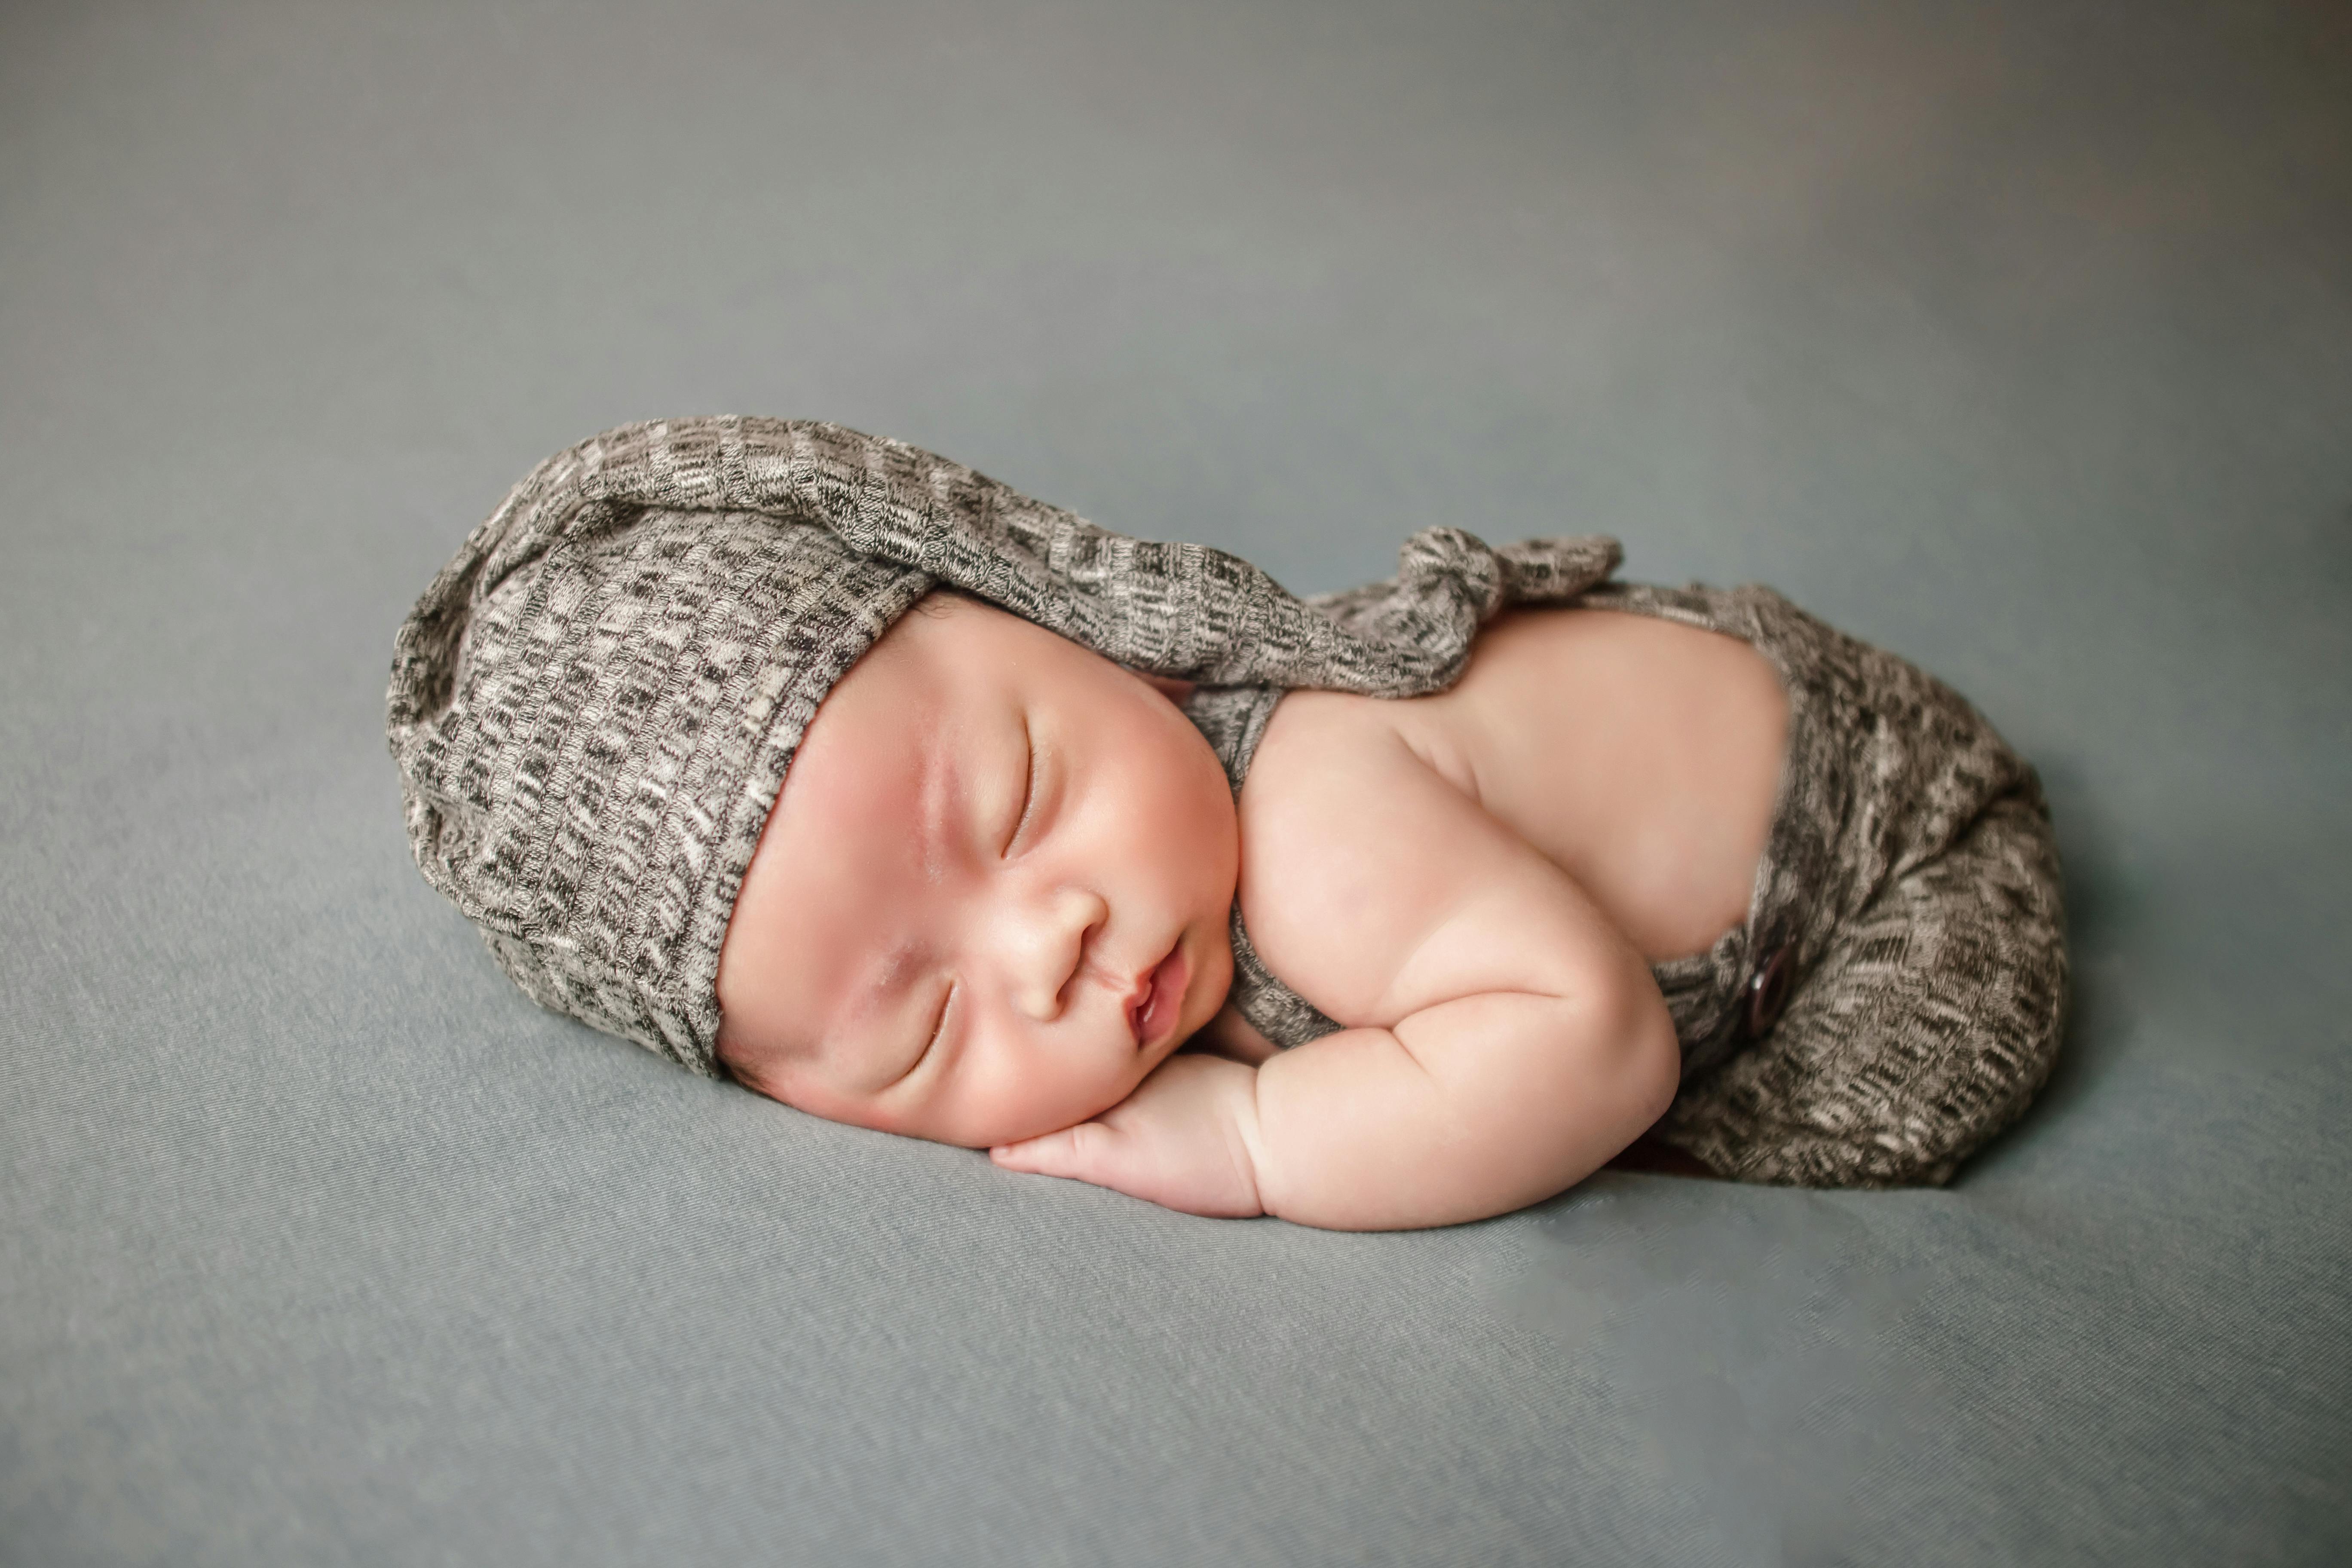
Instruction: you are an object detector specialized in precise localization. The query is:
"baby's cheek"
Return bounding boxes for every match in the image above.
[1016,1065,1127,1141]
[985,1044,1139,1145]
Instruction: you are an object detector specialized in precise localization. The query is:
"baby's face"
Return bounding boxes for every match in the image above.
[716,592,1239,1148]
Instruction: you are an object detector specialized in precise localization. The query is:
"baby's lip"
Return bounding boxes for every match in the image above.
[1126,943,1188,1050]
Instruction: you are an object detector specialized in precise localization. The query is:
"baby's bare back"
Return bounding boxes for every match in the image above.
[1269,606,1789,965]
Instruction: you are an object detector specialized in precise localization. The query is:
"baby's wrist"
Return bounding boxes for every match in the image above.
[1200,1057,1272,1218]
[1197,1003,1281,1065]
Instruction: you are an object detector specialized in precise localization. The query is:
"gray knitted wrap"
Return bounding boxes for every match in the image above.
[386,416,1621,1076]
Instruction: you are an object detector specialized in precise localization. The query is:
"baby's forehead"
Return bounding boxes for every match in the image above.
[764,600,1033,848]
[768,588,1169,873]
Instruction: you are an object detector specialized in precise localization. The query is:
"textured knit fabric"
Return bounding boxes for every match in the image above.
[1194,580,2071,1188]
[389,416,2066,1186]
[386,416,1619,1076]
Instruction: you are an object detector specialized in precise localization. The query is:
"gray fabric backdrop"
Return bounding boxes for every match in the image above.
[3,1,2346,1563]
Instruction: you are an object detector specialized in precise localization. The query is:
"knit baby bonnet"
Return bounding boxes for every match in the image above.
[386,416,1622,1074]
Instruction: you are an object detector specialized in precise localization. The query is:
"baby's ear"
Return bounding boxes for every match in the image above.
[1132,670,1195,706]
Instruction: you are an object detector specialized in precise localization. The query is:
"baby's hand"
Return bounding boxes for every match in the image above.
[990,1055,1266,1218]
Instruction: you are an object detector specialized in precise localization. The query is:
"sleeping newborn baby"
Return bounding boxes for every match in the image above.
[719,587,1779,1228]
[389,418,2069,1230]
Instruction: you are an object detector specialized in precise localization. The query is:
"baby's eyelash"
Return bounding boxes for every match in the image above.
[1005,720,1037,854]
[914,985,953,1070]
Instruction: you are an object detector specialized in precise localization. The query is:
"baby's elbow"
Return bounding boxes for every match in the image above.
[1584,967,1681,1132]
[1631,1008,1681,1130]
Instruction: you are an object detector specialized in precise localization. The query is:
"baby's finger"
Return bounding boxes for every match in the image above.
[989,1125,1108,1179]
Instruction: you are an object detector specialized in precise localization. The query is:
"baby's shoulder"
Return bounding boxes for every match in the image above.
[1237,687,1433,861]
[1231,690,1505,1026]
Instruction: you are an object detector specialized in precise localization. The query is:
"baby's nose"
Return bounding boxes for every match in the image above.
[999,882,1109,1023]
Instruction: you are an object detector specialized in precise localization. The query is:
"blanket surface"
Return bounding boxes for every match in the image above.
[3,1,2346,1562]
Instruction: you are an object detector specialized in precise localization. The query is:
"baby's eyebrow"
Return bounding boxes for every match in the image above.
[856,940,922,1023]
[917,738,954,886]
[832,937,930,1074]
[844,937,951,1084]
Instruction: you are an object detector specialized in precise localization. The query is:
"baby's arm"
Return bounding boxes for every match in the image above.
[992,711,1682,1230]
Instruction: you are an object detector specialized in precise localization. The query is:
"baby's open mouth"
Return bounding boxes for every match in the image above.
[1127,944,1188,1050]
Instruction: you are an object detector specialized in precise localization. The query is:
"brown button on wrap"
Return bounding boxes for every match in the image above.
[1745,945,1793,1040]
